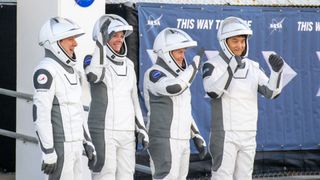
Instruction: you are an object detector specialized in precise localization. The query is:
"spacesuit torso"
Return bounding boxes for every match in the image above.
[203,53,282,131]
[86,47,138,131]
[144,58,196,139]
[104,58,136,131]
[33,51,85,145]
[85,40,146,177]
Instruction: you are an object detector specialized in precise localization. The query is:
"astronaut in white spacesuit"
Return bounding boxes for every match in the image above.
[84,14,149,180]
[32,17,96,180]
[202,16,284,180]
[143,27,207,180]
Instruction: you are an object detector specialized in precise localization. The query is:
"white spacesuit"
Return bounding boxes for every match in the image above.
[202,17,284,180]
[84,14,149,180]
[33,17,96,180]
[143,28,207,180]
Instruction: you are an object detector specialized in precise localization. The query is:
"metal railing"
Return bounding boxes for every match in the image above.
[0,88,37,144]
[0,87,151,174]
[0,128,38,144]
[0,88,33,101]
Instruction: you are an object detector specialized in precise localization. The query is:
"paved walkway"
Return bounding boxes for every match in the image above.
[0,173,14,180]
[254,176,320,180]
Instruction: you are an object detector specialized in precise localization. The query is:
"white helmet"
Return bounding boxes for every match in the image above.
[92,14,133,62]
[153,28,197,74]
[217,16,252,59]
[39,17,85,66]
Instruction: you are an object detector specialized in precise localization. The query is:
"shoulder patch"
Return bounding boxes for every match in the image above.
[33,69,53,90]
[83,54,92,69]
[202,63,215,79]
[149,70,166,83]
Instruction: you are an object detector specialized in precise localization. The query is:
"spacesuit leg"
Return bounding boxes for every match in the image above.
[210,131,237,180]
[92,130,117,180]
[72,141,84,180]
[233,131,256,180]
[164,139,181,180]
[148,137,173,180]
[50,141,83,180]
[116,131,135,180]
[149,138,189,180]
[177,139,190,180]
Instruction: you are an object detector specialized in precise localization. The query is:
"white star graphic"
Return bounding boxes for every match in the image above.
[146,49,157,64]
[262,51,297,89]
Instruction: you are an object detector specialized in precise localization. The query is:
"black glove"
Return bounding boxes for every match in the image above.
[41,151,57,174]
[83,142,97,170]
[269,54,284,72]
[41,161,57,175]
[101,19,111,44]
[193,134,207,160]
[136,130,149,151]
[197,48,205,58]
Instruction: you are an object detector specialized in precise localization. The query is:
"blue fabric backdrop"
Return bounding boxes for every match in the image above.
[137,3,320,152]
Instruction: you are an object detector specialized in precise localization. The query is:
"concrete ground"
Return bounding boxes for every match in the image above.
[0,173,14,180]
[187,175,320,180]
[254,176,320,180]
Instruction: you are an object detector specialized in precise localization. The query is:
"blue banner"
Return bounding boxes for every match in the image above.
[137,3,320,151]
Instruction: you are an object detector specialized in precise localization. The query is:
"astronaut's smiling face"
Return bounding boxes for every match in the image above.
[226,35,246,57]
[171,48,187,67]
[108,31,125,53]
[59,36,78,58]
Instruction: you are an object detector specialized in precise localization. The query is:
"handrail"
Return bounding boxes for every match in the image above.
[0,1,16,5]
[0,128,38,144]
[0,88,33,101]
[135,164,152,174]
[0,87,89,143]
[0,88,89,111]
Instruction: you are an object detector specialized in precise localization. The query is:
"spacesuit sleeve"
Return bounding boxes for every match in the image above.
[85,45,105,83]
[147,63,198,96]
[131,74,147,132]
[32,68,56,155]
[202,60,233,99]
[190,119,201,137]
[257,65,283,99]
[82,119,92,142]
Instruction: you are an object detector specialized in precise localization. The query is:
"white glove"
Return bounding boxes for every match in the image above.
[191,48,205,70]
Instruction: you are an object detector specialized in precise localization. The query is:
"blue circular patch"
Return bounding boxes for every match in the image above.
[84,55,92,65]
[152,71,162,78]
[75,0,94,8]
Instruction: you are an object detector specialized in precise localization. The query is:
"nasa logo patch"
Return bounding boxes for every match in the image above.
[152,71,162,78]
